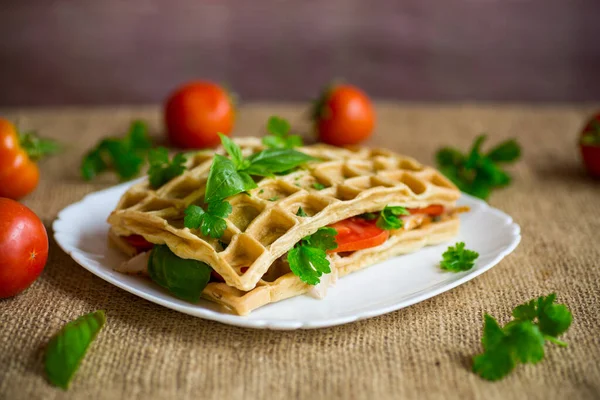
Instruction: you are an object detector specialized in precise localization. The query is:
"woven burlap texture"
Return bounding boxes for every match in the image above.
[1,104,599,400]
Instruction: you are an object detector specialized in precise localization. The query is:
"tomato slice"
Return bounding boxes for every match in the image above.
[123,235,154,253]
[328,218,390,253]
[408,205,444,216]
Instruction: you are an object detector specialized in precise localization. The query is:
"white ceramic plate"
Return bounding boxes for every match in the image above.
[53,180,520,330]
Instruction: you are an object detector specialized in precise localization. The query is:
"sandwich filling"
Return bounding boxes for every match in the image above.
[115,205,466,296]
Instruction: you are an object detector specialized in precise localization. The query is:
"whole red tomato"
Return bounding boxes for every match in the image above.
[580,112,600,178]
[165,81,235,149]
[0,198,48,298]
[313,84,375,146]
[0,118,40,200]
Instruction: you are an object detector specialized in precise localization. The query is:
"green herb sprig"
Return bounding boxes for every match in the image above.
[81,120,152,181]
[436,135,521,200]
[376,205,409,230]
[287,227,338,285]
[296,207,308,217]
[147,147,187,189]
[204,133,316,204]
[440,242,479,272]
[184,202,232,239]
[183,130,316,240]
[262,116,303,149]
[473,294,573,381]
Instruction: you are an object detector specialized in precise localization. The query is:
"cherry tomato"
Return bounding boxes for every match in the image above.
[0,118,40,200]
[314,84,375,146]
[409,205,445,216]
[580,112,600,178]
[328,217,389,253]
[0,198,48,298]
[123,235,154,253]
[165,81,235,149]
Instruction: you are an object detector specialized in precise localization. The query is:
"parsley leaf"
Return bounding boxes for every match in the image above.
[436,135,521,200]
[263,116,303,149]
[287,227,338,285]
[19,131,61,161]
[44,310,106,390]
[184,201,232,239]
[81,120,152,181]
[376,205,409,230]
[148,245,211,302]
[147,147,187,189]
[296,207,308,217]
[312,182,326,190]
[306,227,338,251]
[440,242,479,272]
[512,293,573,338]
[473,294,572,381]
[288,246,331,286]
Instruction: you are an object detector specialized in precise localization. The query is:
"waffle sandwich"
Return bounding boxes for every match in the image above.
[108,137,462,315]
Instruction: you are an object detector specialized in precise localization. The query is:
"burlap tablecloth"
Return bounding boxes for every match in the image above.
[1,104,599,400]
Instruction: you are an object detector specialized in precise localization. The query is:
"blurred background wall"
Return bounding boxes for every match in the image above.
[1,0,599,106]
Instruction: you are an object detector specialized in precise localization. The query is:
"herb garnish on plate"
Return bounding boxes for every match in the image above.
[436,135,520,200]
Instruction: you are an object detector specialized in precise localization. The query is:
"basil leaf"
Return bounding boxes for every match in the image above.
[205,154,257,203]
[44,310,106,390]
[148,245,211,302]
[244,149,316,176]
[218,133,248,169]
[267,116,291,136]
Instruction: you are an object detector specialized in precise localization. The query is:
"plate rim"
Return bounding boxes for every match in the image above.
[52,182,521,330]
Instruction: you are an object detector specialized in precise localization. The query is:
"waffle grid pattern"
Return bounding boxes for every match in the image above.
[108,138,460,292]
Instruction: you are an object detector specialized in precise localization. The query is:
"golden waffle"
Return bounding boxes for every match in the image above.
[107,138,460,293]
[112,215,459,315]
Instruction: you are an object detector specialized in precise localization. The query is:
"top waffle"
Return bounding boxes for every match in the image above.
[107,137,460,291]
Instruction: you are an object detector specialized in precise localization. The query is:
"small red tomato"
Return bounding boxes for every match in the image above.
[580,112,600,178]
[165,81,235,149]
[0,118,40,200]
[313,84,375,146]
[0,198,48,298]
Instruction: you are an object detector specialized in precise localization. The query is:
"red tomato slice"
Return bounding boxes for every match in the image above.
[408,205,444,216]
[329,218,390,253]
[123,235,154,253]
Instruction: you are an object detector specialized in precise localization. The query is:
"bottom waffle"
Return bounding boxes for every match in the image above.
[110,217,459,315]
